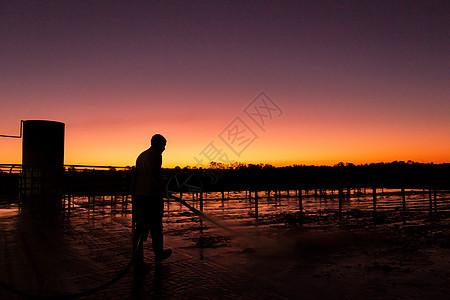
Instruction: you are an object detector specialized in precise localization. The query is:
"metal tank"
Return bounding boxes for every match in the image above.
[20,120,65,207]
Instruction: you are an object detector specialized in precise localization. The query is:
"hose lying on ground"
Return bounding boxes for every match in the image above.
[1,192,233,298]
[0,232,143,299]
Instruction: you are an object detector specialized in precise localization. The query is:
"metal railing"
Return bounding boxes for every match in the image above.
[0,164,22,174]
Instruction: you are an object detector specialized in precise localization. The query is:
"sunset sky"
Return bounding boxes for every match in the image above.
[1,1,449,168]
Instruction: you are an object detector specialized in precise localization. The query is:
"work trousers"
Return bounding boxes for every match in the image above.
[132,195,163,265]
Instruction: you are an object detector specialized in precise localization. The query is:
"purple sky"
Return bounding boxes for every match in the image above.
[1,1,449,166]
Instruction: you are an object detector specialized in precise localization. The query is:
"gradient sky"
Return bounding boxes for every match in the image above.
[1,0,449,167]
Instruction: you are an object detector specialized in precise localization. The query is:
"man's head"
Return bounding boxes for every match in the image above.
[151,134,166,153]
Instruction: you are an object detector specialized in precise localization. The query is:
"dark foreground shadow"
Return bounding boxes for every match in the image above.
[133,263,165,298]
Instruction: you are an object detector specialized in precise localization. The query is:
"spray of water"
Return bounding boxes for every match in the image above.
[167,193,237,235]
[166,192,297,258]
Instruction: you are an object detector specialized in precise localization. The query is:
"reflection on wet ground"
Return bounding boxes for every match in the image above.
[0,190,449,299]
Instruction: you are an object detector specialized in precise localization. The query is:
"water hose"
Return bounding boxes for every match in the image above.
[0,232,143,299]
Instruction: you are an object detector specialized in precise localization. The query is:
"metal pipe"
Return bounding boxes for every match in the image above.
[0,120,23,138]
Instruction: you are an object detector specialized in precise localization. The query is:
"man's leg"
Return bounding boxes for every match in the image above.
[133,225,144,267]
[148,198,164,256]
[133,196,147,269]
[148,197,171,262]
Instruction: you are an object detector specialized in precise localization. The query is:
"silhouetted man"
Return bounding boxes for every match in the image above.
[132,134,171,269]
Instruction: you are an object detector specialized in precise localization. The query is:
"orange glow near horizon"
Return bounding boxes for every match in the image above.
[1,108,449,168]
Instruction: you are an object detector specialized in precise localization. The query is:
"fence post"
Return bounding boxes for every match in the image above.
[298,189,303,213]
[434,189,437,213]
[372,187,377,214]
[254,190,259,220]
[401,188,406,212]
[429,189,432,214]
[200,190,203,211]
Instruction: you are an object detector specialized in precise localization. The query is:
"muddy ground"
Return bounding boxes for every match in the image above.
[172,211,450,299]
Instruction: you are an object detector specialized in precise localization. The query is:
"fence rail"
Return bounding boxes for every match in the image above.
[0,164,132,173]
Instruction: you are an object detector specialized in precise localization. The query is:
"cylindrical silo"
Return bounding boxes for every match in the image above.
[20,120,65,205]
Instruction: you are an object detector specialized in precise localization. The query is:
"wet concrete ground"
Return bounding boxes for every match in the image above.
[0,199,290,299]
[0,197,449,299]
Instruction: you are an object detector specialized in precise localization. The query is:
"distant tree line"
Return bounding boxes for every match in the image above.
[169,161,449,190]
[173,160,447,170]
